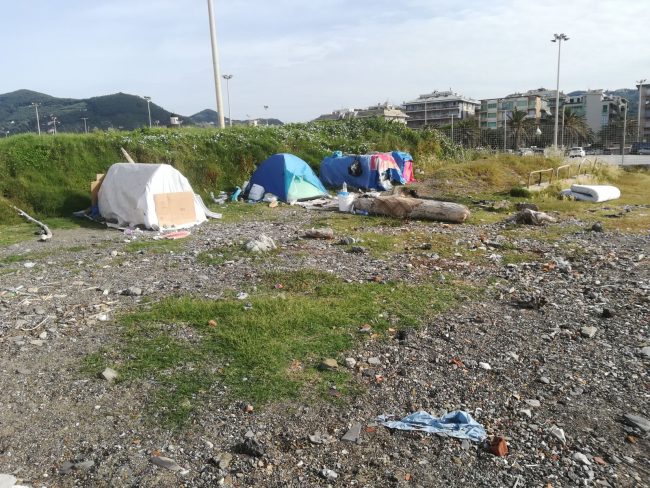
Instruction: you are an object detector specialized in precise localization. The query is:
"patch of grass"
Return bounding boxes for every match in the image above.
[124,239,186,254]
[89,269,466,427]
[0,224,41,246]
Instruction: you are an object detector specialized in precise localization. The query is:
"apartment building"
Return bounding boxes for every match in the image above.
[562,89,627,133]
[402,91,479,129]
[314,103,407,124]
[636,81,650,142]
[479,93,550,129]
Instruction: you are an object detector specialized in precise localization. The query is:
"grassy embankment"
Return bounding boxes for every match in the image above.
[3,119,648,427]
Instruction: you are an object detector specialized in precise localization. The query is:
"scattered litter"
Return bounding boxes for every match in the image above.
[23,262,36,268]
[150,455,189,475]
[508,209,556,226]
[210,191,228,204]
[236,292,249,300]
[309,432,335,444]
[163,230,191,240]
[305,228,334,239]
[488,436,509,456]
[378,410,487,442]
[560,184,621,203]
[319,468,338,481]
[549,426,566,444]
[342,423,362,443]
[244,235,276,253]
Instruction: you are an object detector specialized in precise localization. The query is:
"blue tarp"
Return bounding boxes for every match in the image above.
[244,153,328,202]
[391,151,413,174]
[378,410,487,443]
[319,152,405,191]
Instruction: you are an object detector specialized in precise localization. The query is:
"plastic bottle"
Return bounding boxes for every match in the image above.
[342,182,348,194]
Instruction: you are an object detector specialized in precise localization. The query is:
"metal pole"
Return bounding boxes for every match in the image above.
[81,117,88,134]
[637,79,646,142]
[223,74,233,127]
[503,110,507,152]
[424,100,427,127]
[622,101,627,165]
[32,103,41,135]
[451,113,454,143]
[145,97,152,128]
[561,107,565,148]
[552,34,569,149]
[207,0,226,129]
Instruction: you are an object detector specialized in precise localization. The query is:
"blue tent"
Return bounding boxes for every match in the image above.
[320,152,405,191]
[245,153,328,202]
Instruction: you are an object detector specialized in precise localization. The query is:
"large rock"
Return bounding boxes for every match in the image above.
[244,235,277,253]
[622,413,650,433]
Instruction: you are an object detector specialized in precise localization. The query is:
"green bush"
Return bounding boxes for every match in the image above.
[0,119,454,221]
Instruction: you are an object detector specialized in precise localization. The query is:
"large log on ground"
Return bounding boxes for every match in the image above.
[353,195,470,223]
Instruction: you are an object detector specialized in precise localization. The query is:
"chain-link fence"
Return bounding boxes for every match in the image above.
[432,119,647,159]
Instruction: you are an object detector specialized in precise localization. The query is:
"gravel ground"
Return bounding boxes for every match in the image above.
[0,205,648,488]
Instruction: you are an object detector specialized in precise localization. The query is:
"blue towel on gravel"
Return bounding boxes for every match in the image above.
[378,410,487,443]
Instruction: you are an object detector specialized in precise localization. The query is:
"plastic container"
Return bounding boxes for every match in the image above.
[248,184,265,201]
[338,192,354,212]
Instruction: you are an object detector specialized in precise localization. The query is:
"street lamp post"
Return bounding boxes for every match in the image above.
[207,0,226,129]
[551,33,569,149]
[637,79,646,142]
[450,112,455,144]
[622,101,628,165]
[81,117,89,134]
[31,102,41,135]
[264,105,269,126]
[222,74,233,127]
[144,96,152,128]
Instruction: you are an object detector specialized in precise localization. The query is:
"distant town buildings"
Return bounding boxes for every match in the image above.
[479,92,550,129]
[402,91,479,129]
[562,89,627,133]
[638,81,650,142]
[314,103,407,124]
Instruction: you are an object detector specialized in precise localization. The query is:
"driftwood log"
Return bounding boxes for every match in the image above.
[353,195,470,223]
[12,205,52,241]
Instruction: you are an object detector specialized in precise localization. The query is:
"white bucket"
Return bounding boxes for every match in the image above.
[338,193,355,212]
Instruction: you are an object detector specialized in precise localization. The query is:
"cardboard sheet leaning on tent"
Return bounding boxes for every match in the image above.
[91,163,221,230]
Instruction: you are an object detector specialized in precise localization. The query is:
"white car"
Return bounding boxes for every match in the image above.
[568,147,586,158]
[638,148,650,155]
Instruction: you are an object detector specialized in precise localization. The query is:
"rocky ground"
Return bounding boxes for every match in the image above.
[0,203,648,488]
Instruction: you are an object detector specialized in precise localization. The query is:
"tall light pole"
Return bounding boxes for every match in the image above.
[622,101,628,165]
[222,74,233,127]
[450,112,455,144]
[143,96,152,128]
[81,117,89,134]
[551,33,569,149]
[637,79,646,142]
[31,102,41,135]
[207,0,225,129]
[264,105,269,126]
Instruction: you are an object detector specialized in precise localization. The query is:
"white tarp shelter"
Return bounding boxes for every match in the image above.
[98,163,215,230]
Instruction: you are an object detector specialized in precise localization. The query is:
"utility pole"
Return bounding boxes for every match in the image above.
[637,79,646,142]
[81,117,89,134]
[144,96,152,128]
[222,74,233,127]
[551,33,569,149]
[31,102,41,135]
[622,101,628,165]
[207,0,225,129]
[264,105,269,126]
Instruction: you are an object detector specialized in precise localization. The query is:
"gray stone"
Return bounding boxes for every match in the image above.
[539,376,551,384]
[549,426,566,444]
[461,439,470,450]
[214,453,232,469]
[150,455,188,474]
[101,367,119,382]
[319,359,338,371]
[0,474,17,488]
[344,357,356,369]
[59,461,75,474]
[639,346,650,359]
[75,460,95,471]
[622,413,650,433]
[573,452,591,466]
[122,287,142,296]
[524,399,541,408]
[591,222,603,232]
[320,468,338,481]
[342,423,362,443]
[367,357,382,366]
[478,362,492,370]
[244,235,277,253]
[581,326,597,338]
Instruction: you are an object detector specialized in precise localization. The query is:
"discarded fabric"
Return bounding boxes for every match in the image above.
[378,410,487,442]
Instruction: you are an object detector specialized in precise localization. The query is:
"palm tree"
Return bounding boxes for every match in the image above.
[562,109,591,147]
[508,108,528,150]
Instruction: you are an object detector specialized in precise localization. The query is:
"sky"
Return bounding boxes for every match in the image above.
[1,0,648,122]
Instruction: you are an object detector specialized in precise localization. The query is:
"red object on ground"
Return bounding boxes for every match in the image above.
[489,436,508,456]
